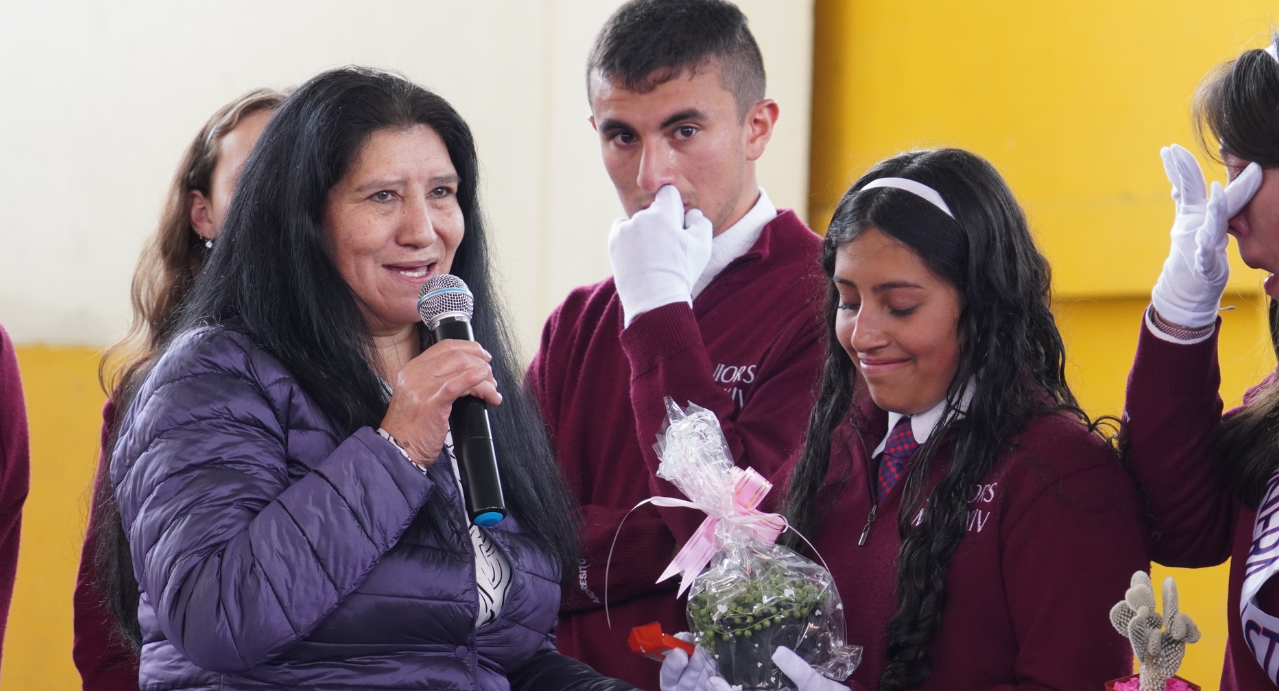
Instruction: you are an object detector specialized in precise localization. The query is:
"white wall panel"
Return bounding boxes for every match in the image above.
[0,0,813,358]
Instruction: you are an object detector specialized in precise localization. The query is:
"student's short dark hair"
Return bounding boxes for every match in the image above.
[587,0,766,116]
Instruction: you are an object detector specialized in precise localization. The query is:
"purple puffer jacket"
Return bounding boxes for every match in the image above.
[109,324,563,690]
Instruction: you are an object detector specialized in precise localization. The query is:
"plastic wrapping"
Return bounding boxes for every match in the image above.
[654,399,861,690]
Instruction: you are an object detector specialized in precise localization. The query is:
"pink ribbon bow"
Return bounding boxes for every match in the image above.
[653,466,786,597]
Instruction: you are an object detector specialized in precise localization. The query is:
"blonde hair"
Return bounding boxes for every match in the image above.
[99,87,289,395]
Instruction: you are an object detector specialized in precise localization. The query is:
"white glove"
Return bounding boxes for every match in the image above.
[609,184,714,328]
[769,646,850,691]
[1151,144,1262,328]
[659,639,720,691]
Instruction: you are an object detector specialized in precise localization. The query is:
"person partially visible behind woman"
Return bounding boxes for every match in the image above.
[74,87,286,691]
[667,148,1149,691]
[1123,35,1279,690]
[0,322,30,674]
[98,66,632,691]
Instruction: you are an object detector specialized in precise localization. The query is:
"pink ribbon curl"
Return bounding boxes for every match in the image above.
[604,466,786,628]
[655,466,785,597]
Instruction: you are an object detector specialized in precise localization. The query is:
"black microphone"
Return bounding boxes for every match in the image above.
[417,275,507,528]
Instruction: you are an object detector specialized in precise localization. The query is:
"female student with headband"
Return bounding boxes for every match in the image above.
[663,148,1148,690]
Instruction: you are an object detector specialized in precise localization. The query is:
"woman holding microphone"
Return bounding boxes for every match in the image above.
[98,66,632,690]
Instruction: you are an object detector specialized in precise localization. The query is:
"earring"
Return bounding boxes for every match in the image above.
[204,238,214,249]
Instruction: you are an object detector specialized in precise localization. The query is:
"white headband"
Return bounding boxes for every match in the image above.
[1267,42,1279,63]
[860,177,954,219]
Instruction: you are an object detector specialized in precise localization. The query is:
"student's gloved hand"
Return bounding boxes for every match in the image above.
[609,184,714,328]
[658,635,719,691]
[1151,144,1262,328]
[766,646,850,691]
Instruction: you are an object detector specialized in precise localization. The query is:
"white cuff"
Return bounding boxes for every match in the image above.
[622,296,691,329]
[377,427,430,475]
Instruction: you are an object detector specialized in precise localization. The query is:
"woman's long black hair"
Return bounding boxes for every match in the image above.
[782,148,1108,690]
[94,66,580,649]
[1194,34,1279,508]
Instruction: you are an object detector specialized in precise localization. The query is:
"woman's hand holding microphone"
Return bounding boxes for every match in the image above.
[1151,144,1262,329]
[379,339,502,467]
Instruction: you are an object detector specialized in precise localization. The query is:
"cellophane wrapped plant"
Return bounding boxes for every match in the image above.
[654,399,861,690]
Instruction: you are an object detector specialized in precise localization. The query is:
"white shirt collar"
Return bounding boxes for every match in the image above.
[871,376,976,457]
[691,187,777,299]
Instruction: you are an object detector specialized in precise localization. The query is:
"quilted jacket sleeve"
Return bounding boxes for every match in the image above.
[111,332,435,673]
[509,649,639,691]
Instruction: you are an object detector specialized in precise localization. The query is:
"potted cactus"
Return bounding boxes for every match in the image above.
[1106,571,1201,691]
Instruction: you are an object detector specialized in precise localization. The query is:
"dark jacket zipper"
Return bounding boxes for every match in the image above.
[858,503,877,546]
[859,442,880,546]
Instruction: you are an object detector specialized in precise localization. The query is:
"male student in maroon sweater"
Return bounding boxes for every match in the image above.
[523,1,825,688]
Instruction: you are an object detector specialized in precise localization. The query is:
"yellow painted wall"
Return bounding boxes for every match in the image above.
[3,346,103,689]
[809,1,1279,687]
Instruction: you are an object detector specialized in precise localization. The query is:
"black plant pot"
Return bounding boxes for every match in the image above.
[704,619,818,690]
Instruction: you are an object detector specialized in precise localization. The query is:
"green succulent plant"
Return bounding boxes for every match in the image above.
[689,577,824,646]
[687,553,838,689]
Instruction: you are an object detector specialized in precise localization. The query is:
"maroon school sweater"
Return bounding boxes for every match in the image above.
[1125,319,1279,690]
[772,398,1146,690]
[73,397,141,691]
[0,325,29,669]
[526,210,824,690]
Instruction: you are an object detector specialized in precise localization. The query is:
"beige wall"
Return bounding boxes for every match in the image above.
[0,0,814,360]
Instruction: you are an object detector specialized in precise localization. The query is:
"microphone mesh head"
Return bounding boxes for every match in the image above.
[418,274,474,325]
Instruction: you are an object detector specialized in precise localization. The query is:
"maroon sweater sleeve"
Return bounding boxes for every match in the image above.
[996,452,1147,689]
[0,325,29,666]
[73,398,141,690]
[528,287,822,610]
[526,299,680,610]
[620,301,822,546]
[621,299,823,557]
[1123,317,1236,567]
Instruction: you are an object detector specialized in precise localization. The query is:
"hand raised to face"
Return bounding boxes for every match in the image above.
[608,185,714,327]
[1151,143,1262,328]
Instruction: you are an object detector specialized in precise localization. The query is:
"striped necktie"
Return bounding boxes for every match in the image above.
[876,416,918,502]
